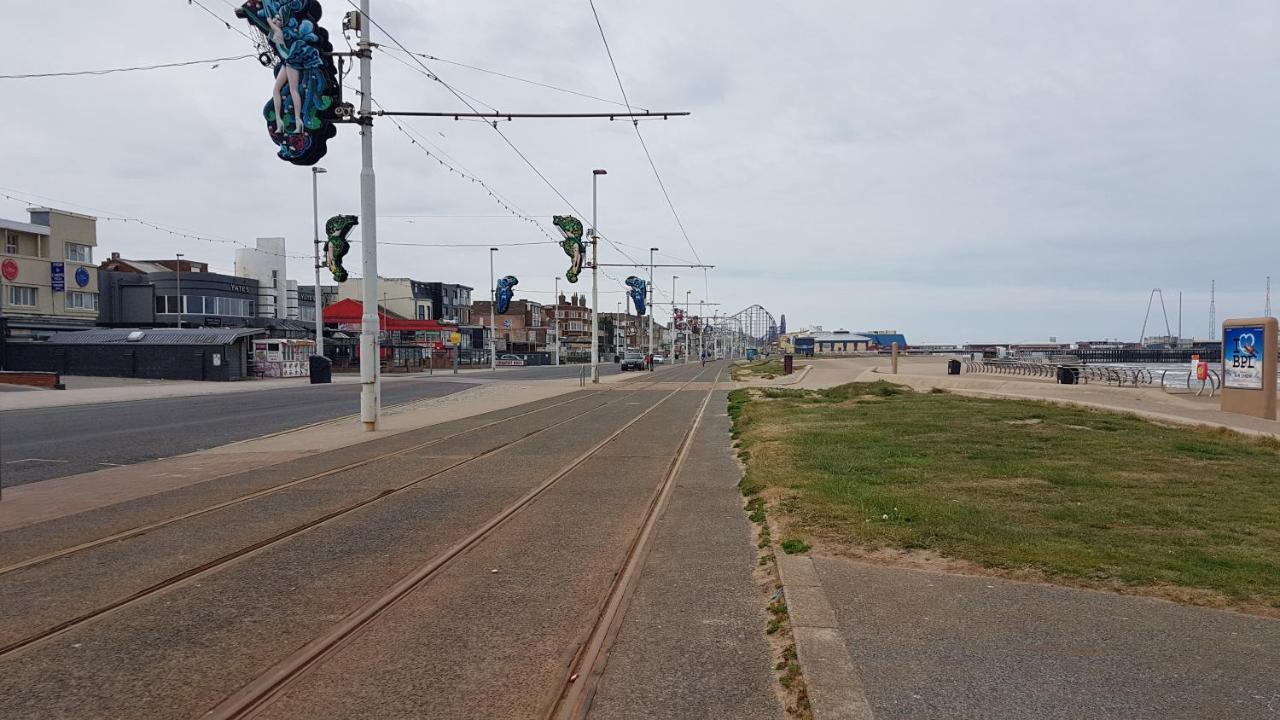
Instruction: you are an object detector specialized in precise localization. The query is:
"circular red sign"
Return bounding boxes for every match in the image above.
[1,259,17,282]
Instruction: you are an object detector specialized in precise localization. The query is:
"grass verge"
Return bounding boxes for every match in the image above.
[729,383,1280,612]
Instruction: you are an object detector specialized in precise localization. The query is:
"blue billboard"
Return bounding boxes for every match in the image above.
[1223,325,1265,390]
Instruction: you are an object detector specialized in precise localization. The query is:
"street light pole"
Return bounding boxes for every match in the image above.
[699,299,705,362]
[685,290,691,364]
[648,247,656,367]
[489,247,498,371]
[671,275,678,362]
[590,168,606,384]
[175,252,183,329]
[311,166,327,357]
[553,276,560,367]
[357,0,381,432]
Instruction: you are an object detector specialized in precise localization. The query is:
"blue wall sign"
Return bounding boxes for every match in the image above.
[50,262,65,292]
[75,266,91,287]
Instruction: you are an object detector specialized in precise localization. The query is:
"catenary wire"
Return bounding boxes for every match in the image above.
[0,54,256,80]
[586,0,703,265]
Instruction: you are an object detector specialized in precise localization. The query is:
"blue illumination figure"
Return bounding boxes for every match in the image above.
[237,0,339,165]
[626,276,647,316]
[496,275,519,314]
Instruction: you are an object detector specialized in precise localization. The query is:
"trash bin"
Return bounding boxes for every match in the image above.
[1056,365,1078,385]
[309,355,332,384]
[783,354,794,375]
[947,359,961,375]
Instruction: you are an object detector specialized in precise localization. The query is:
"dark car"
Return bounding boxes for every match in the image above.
[620,352,645,371]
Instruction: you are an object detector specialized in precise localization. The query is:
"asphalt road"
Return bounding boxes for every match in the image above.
[0,380,471,487]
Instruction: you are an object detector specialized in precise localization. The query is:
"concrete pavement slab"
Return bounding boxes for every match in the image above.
[813,558,1280,720]
[590,395,783,720]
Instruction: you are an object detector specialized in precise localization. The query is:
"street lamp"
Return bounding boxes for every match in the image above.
[590,168,607,383]
[489,247,498,371]
[311,166,327,357]
[671,275,678,362]
[553,276,560,366]
[685,290,692,364]
[648,247,657,370]
[175,252,184,329]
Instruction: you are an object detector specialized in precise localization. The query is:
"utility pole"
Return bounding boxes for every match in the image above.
[590,168,606,383]
[685,290,691,364]
[671,275,678,362]
[311,166,327,357]
[357,0,381,432]
[648,247,657,367]
[553,276,560,366]
[175,253,183,329]
[699,299,705,362]
[1267,276,1272,317]
[489,247,498,371]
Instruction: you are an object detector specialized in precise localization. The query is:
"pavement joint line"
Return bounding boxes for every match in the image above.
[0,373,698,661]
[0,380,673,578]
[199,363,722,720]
[776,554,876,720]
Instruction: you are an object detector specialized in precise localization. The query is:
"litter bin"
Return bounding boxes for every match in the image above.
[783,354,794,375]
[1056,365,1079,385]
[947,359,961,375]
[309,355,332,384]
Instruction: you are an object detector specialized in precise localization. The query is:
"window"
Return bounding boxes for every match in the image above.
[65,243,92,264]
[4,232,17,254]
[271,270,279,289]
[68,291,98,311]
[416,304,426,320]
[8,286,37,307]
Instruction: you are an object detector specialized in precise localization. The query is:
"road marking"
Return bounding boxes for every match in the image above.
[4,458,68,465]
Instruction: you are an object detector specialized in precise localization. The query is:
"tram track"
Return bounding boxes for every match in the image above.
[0,369,694,661]
[0,369,677,579]
[199,364,724,720]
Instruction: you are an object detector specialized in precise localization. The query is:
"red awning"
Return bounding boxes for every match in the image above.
[323,298,445,332]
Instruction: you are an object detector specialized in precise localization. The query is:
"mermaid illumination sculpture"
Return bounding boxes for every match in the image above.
[553,215,585,283]
[237,0,339,165]
[626,276,647,316]
[324,214,358,282]
[496,275,519,314]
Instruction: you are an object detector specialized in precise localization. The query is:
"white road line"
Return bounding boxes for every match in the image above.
[3,458,69,465]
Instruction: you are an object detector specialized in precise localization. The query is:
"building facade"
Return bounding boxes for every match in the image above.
[234,237,297,320]
[422,282,473,325]
[97,267,261,330]
[335,277,434,321]
[296,284,339,324]
[474,298,547,352]
[542,293,594,359]
[0,207,101,337]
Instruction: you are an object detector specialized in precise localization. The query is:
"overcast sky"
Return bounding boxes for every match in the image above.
[3,1,1277,343]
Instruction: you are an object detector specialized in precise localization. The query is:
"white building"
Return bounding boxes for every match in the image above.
[234,237,298,320]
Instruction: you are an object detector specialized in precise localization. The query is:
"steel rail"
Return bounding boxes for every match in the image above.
[0,367,679,578]
[548,364,725,719]
[0,371,689,660]
[201,363,720,720]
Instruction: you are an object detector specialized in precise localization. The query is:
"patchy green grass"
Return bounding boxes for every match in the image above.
[732,359,786,381]
[731,382,1280,610]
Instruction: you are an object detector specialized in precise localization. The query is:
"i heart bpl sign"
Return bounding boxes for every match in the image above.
[1224,325,1265,389]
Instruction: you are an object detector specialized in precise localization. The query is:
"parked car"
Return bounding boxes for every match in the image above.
[620,352,646,371]
[496,354,526,367]
[651,355,665,365]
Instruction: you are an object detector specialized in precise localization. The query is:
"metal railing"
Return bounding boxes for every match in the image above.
[963,359,1222,396]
